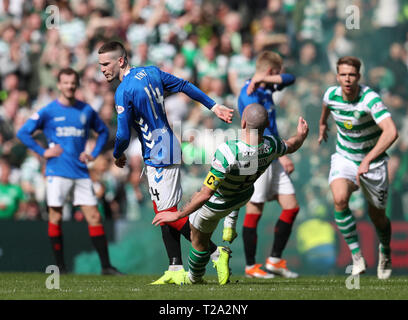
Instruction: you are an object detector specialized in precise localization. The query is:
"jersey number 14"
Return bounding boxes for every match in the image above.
[144,85,165,120]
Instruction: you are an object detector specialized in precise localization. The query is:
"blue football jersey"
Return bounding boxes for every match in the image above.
[113,66,216,167]
[238,74,295,136]
[17,99,109,179]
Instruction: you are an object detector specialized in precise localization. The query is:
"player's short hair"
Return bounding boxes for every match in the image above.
[336,56,361,73]
[98,41,127,60]
[256,51,283,72]
[243,103,269,131]
[57,68,79,84]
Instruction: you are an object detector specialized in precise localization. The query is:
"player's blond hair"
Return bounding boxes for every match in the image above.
[255,51,283,72]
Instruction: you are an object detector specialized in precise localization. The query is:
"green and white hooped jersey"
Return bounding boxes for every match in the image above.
[323,85,391,166]
[203,136,287,212]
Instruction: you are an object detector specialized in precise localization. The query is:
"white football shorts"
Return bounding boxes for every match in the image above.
[328,153,389,209]
[46,176,97,207]
[189,203,247,234]
[145,164,182,211]
[249,159,295,203]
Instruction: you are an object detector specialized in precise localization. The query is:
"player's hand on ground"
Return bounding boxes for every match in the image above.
[279,155,295,174]
[44,144,63,159]
[356,159,370,186]
[114,154,127,168]
[79,152,94,163]
[152,211,181,226]
[318,123,329,144]
[212,104,234,123]
[297,117,309,140]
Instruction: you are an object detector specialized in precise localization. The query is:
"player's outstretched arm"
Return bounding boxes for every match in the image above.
[152,185,215,226]
[284,117,309,154]
[211,104,234,123]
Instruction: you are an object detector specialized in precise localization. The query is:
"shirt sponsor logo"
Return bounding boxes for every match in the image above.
[54,116,66,122]
[56,126,85,137]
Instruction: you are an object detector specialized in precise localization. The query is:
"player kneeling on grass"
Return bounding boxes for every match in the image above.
[152,103,309,284]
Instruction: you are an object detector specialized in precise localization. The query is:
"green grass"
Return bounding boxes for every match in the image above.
[1,273,408,300]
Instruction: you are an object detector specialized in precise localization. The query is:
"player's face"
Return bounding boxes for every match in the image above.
[98,52,121,82]
[57,74,78,99]
[337,64,360,95]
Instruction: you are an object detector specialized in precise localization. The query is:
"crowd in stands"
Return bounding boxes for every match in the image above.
[0,0,407,225]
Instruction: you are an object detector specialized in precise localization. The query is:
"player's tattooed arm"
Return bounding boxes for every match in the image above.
[152,185,215,226]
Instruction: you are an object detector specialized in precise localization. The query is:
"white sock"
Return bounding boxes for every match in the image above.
[168,264,184,271]
[210,247,220,261]
[224,210,239,229]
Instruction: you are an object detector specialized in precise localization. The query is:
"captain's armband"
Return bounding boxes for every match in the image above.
[203,172,221,191]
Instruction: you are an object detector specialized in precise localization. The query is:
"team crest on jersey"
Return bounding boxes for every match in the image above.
[116,105,124,114]
[344,120,353,129]
[80,113,87,125]
[353,111,361,119]
[30,112,40,120]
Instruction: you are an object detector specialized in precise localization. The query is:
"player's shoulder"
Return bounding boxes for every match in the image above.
[359,84,381,103]
[75,99,92,110]
[322,85,339,100]
[35,99,58,116]
[216,140,240,160]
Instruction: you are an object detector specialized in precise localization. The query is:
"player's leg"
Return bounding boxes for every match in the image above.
[359,163,391,279]
[265,193,299,278]
[241,166,274,278]
[330,178,366,275]
[146,165,186,283]
[242,201,274,279]
[48,206,66,273]
[75,178,122,275]
[222,209,239,243]
[264,161,299,278]
[242,201,263,267]
[46,176,72,273]
[329,153,365,275]
[80,205,121,275]
[186,207,232,285]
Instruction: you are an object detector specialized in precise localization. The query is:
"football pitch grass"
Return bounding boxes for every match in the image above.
[1,273,408,300]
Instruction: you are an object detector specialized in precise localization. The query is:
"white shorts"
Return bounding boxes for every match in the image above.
[328,153,389,209]
[189,204,245,234]
[249,160,295,203]
[146,164,182,211]
[46,176,97,207]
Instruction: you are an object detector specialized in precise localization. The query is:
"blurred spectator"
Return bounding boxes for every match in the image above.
[227,38,255,96]
[0,157,26,219]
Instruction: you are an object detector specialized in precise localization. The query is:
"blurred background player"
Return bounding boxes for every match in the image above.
[319,56,398,279]
[17,68,121,275]
[153,104,309,285]
[98,41,234,284]
[223,51,300,279]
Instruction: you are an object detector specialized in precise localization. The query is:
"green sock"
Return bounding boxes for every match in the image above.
[376,218,391,256]
[188,247,210,282]
[335,208,361,255]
